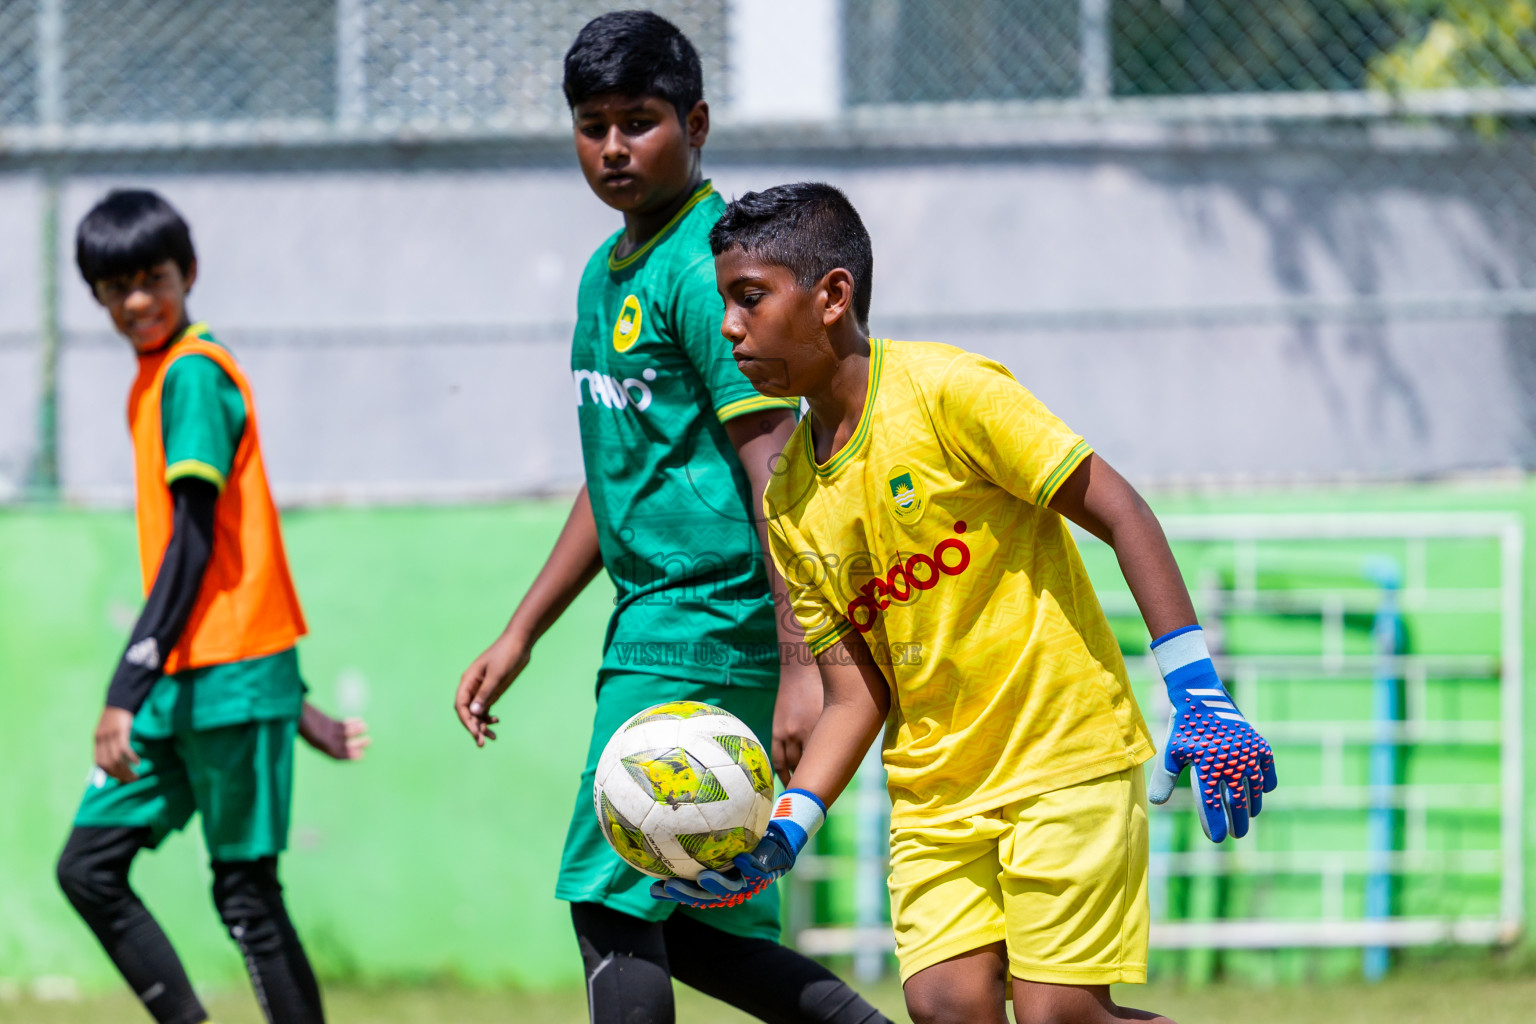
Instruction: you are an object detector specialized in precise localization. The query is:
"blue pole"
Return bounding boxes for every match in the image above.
[1364,559,1403,981]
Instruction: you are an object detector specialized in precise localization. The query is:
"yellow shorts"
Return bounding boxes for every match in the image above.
[888,767,1149,986]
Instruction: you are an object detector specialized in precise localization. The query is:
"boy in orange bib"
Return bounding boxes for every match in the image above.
[55,190,367,1024]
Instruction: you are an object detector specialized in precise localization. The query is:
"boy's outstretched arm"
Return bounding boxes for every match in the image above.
[1049,453,1278,842]
[725,409,824,782]
[455,484,605,746]
[653,630,889,908]
[1046,453,1195,638]
[94,476,218,783]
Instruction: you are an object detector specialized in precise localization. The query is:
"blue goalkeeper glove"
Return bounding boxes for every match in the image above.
[1148,625,1278,843]
[650,789,825,910]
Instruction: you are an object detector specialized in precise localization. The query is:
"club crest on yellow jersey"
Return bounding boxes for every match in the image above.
[886,465,925,524]
[612,294,644,352]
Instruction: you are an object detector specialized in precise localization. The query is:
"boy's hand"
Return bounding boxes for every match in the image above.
[94,707,141,783]
[299,702,370,761]
[455,631,531,747]
[1148,625,1278,843]
[651,789,825,908]
[772,662,822,784]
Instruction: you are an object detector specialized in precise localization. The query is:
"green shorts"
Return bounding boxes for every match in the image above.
[74,716,297,862]
[555,673,783,941]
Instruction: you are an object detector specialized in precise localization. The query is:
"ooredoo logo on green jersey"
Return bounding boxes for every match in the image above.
[886,464,925,524]
[574,367,657,412]
[612,294,643,352]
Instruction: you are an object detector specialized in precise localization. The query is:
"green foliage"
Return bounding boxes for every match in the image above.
[1367,0,1536,91]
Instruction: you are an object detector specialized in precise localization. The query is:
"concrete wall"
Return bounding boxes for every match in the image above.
[3,131,1534,503]
[0,174,42,501]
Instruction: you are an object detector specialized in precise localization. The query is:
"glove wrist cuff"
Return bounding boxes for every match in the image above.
[1152,624,1212,682]
[768,788,826,855]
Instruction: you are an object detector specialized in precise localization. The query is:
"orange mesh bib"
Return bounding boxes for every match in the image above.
[127,325,306,674]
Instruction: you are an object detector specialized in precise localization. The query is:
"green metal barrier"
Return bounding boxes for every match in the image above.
[3,480,1535,990]
[787,482,1536,985]
[0,502,609,990]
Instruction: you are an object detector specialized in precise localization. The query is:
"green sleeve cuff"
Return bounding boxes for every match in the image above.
[806,619,855,657]
[165,459,227,491]
[1035,439,1093,506]
[717,394,801,424]
[161,352,245,487]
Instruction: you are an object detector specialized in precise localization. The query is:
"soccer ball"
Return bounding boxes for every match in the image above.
[593,700,776,880]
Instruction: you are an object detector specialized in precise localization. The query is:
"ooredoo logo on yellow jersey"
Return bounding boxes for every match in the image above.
[845,521,971,633]
[612,295,644,352]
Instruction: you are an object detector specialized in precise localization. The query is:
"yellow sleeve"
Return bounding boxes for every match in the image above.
[933,351,1092,506]
[765,514,854,657]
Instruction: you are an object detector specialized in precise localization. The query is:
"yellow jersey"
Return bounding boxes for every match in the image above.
[764,338,1154,826]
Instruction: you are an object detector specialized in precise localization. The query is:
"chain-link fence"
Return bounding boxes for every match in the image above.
[2,0,1535,503]
[7,2,1536,139]
[3,0,728,142]
[849,0,1536,106]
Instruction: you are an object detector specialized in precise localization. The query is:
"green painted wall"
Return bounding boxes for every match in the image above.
[1,502,610,990]
[1103,481,1536,983]
[3,478,1534,990]
[790,479,1536,983]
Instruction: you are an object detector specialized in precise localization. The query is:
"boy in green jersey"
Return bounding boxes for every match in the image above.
[56,190,369,1024]
[455,12,887,1024]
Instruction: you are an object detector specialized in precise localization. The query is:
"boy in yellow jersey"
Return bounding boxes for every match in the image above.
[55,190,367,1024]
[654,183,1277,1024]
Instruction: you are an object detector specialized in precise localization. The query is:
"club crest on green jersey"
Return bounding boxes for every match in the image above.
[613,294,644,352]
[886,465,925,524]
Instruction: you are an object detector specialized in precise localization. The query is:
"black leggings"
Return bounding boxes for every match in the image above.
[211,855,325,1023]
[56,827,324,1024]
[572,901,890,1024]
[56,827,206,1024]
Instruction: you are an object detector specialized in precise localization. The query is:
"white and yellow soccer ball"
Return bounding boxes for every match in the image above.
[593,700,776,880]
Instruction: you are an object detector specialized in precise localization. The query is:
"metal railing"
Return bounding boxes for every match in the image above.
[791,513,1525,973]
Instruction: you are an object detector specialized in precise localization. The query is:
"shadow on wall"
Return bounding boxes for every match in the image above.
[1154,129,1536,472]
[1505,313,1536,465]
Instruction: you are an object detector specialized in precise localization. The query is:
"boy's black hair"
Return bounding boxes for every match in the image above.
[76,189,195,288]
[710,182,873,328]
[563,10,704,120]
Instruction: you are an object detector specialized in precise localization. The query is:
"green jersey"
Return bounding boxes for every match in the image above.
[133,340,304,740]
[572,182,799,688]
